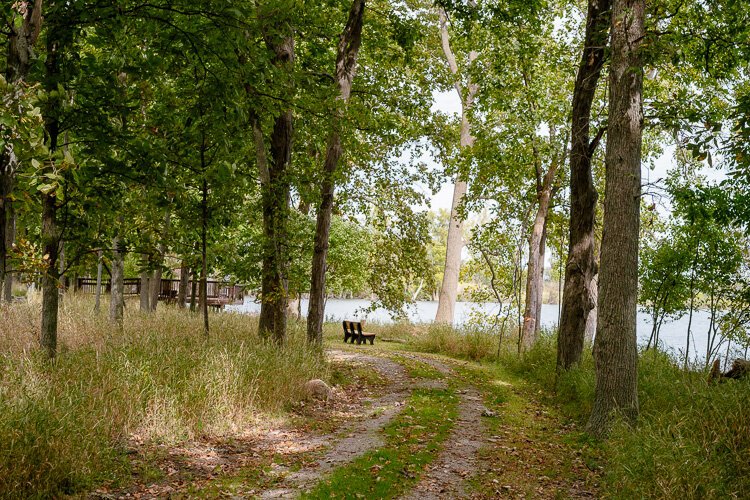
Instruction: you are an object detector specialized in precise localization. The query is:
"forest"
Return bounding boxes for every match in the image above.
[1,0,750,498]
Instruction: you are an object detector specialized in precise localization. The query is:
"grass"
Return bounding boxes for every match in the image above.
[4,295,748,499]
[302,387,458,499]
[605,352,750,499]
[411,323,501,362]
[0,295,327,498]
[387,353,445,380]
[450,360,601,498]
[400,323,750,499]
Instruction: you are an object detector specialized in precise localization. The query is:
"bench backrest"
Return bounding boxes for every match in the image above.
[343,320,363,333]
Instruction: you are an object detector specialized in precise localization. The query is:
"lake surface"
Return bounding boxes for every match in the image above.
[228,297,746,365]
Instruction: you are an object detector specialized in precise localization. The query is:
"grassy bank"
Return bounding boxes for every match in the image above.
[395,323,750,498]
[0,296,326,498]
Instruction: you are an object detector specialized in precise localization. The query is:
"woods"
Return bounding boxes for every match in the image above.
[2,0,750,497]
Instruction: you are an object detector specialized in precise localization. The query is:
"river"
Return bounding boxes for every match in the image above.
[228,297,746,366]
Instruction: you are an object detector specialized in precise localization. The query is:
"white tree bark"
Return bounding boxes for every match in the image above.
[434,8,478,324]
[584,273,598,342]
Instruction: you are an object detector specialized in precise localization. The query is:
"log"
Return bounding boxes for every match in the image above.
[723,358,750,380]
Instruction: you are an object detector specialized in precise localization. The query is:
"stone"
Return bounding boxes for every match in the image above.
[304,379,332,401]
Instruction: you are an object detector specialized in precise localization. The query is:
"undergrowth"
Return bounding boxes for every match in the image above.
[0,296,326,498]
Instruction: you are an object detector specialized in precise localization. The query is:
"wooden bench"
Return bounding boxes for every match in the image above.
[342,320,375,345]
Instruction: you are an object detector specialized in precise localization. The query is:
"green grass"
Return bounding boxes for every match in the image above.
[451,360,602,498]
[302,387,458,499]
[411,323,500,362]
[388,353,445,380]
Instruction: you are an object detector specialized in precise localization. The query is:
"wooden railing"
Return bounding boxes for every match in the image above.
[75,278,244,307]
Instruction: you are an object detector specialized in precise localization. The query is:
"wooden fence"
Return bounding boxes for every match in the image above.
[75,278,244,308]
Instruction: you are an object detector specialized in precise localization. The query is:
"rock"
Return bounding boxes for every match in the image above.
[303,379,332,401]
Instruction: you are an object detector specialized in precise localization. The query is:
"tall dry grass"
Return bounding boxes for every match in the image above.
[0,294,326,498]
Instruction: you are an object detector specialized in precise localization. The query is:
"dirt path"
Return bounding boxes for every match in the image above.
[259,351,415,498]
[392,355,485,500]
[259,350,484,499]
[91,347,592,499]
[400,386,484,499]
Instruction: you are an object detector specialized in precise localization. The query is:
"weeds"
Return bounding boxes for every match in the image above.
[403,323,750,499]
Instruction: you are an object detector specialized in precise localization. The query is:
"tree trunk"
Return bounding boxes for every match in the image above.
[584,273,598,342]
[2,202,15,302]
[40,192,59,358]
[190,268,197,312]
[434,8,478,324]
[139,270,150,312]
[94,249,103,312]
[149,270,161,311]
[258,32,294,343]
[177,259,189,309]
[201,177,209,336]
[556,0,611,371]
[587,0,644,437]
[307,0,366,345]
[535,222,547,331]
[522,191,552,348]
[0,169,15,303]
[110,232,125,325]
[58,241,66,295]
[150,210,170,311]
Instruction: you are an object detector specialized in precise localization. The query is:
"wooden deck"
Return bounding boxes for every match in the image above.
[75,278,244,309]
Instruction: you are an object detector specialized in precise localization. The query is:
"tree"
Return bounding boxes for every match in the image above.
[434,5,478,325]
[307,0,366,345]
[587,0,644,437]
[1,0,43,303]
[556,0,610,371]
[256,6,295,343]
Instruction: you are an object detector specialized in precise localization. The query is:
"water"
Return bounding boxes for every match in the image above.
[228,297,746,365]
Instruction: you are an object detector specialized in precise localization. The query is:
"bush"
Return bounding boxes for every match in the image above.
[0,295,327,498]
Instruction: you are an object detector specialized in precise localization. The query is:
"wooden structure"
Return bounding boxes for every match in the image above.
[75,278,244,309]
[342,320,375,345]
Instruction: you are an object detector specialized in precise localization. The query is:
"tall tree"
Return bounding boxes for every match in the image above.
[434,6,477,324]
[40,10,67,358]
[521,130,564,348]
[556,0,611,370]
[1,0,43,303]
[257,17,295,343]
[587,0,644,437]
[307,0,366,345]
